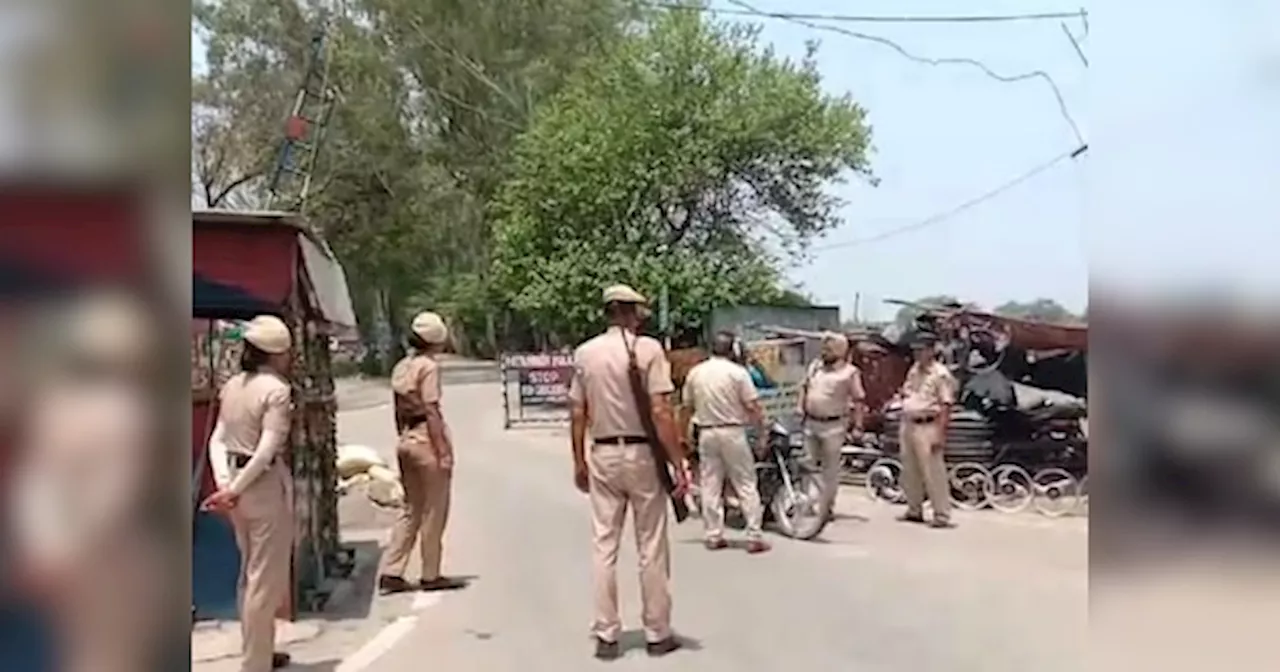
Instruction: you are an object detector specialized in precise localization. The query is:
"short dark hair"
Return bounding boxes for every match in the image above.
[710,331,737,357]
[604,301,639,322]
[407,332,429,351]
[240,342,271,372]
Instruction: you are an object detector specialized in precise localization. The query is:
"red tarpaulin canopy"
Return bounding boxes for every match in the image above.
[193,215,300,312]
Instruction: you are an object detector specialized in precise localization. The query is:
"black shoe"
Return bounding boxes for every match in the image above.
[594,637,620,660]
[897,513,925,524]
[378,575,414,595]
[419,577,468,592]
[646,636,683,657]
[272,652,291,668]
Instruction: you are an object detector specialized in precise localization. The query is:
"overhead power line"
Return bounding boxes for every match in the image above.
[811,148,1081,251]
[719,0,1085,146]
[650,3,1087,25]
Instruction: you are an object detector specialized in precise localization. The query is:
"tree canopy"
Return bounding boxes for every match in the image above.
[490,10,873,345]
[993,299,1080,324]
[193,1,872,360]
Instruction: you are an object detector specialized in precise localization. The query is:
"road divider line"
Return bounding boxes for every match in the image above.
[335,615,417,672]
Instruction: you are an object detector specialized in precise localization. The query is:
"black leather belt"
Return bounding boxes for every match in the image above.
[696,423,744,429]
[805,414,845,423]
[594,435,647,445]
[397,413,428,430]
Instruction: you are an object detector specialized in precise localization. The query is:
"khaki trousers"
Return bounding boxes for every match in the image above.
[231,460,294,672]
[698,427,763,541]
[588,441,672,644]
[900,420,952,522]
[382,450,453,581]
[804,420,845,514]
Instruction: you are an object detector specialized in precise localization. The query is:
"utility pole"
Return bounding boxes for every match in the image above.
[658,284,671,349]
[268,14,338,215]
[1061,8,1089,68]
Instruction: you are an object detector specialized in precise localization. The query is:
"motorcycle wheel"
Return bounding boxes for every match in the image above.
[1075,474,1089,515]
[989,464,1035,514]
[948,462,993,511]
[769,472,827,541]
[1031,467,1080,518]
[865,457,906,504]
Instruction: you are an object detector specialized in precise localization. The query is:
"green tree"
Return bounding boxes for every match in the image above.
[491,9,874,344]
[193,0,643,362]
[891,295,976,329]
[993,298,1078,324]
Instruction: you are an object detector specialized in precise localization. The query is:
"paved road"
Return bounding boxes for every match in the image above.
[327,377,1087,672]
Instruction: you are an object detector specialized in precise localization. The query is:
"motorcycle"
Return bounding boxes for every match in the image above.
[688,421,829,541]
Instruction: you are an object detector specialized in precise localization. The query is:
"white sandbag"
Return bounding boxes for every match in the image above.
[365,464,405,509]
[336,444,387,479]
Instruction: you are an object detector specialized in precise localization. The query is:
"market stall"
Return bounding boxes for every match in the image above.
[192,209,356,619]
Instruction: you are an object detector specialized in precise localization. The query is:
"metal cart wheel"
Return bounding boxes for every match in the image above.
[865,457,906,504]
[1031,467,1080,517]
[1074,474,1089,515]
[989,463,1035,514]
[948,462,993,511]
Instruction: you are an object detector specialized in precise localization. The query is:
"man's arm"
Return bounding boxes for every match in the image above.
[935,370,957,444]
[677,370,696,459]
[796,361,812,415]
[739,369,766,441]
[568,358,588,472]
[650,393,684,467]
[206,419,232,491]
[848,368,867,434]
[645,345,684,469]
[571,401,589,467]
[418,362,452,465]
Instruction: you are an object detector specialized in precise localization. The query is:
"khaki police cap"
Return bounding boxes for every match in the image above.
[602,284,647,305]
[243,315,292,354]
[821,331,850,356]
[410,311,449,344]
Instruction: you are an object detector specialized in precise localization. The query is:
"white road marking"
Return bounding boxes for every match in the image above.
[335,616,417,672]
[412,592,443,611]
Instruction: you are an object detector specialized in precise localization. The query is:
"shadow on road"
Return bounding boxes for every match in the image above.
[614,629,705,656]
[286,660,340,671]
[312,540,382,622]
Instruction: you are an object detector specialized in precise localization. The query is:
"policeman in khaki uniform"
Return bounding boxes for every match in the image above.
[796,332,866,519]
[378,311,467,594]
[684,331,771,554]
[569,284,689,661]
[896,331,959,529]
[203,315,296,671]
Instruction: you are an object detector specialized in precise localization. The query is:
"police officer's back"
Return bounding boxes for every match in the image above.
[567,284,688,661]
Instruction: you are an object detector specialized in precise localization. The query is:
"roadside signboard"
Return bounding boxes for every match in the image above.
[500,352,575,427]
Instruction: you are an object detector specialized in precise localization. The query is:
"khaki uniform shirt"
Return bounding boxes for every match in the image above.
[390,353,452,469]
[684,356,757,427]
[213,371,292,493]
[900,361,957,416]
[219,371,293,456]
[802,360,866,419]
[568,326,674,439]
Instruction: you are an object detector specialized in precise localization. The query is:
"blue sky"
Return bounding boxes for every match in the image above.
[193,1,1280,322]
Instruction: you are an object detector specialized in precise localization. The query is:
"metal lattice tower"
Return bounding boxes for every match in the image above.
[268,16,337,213]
